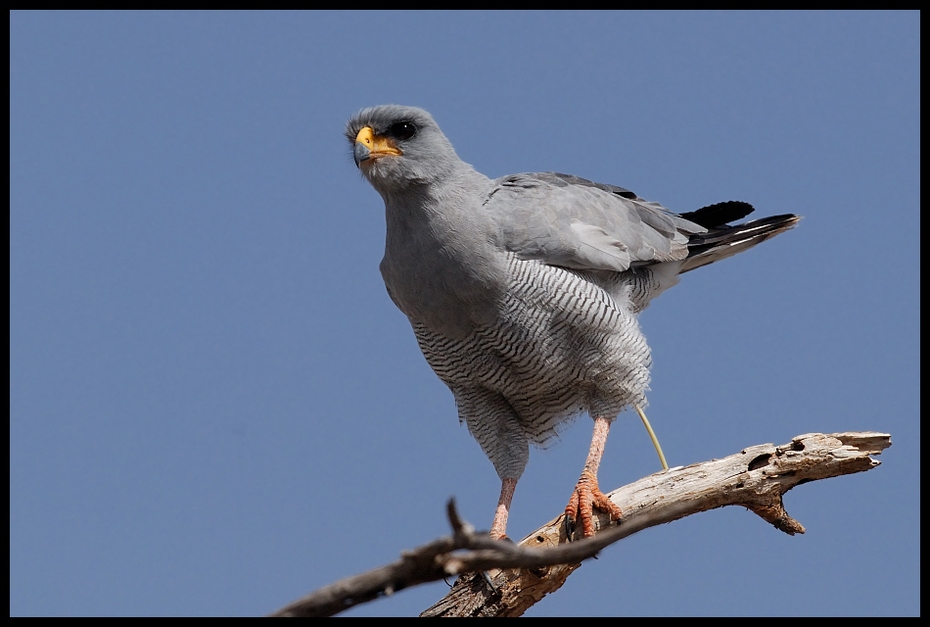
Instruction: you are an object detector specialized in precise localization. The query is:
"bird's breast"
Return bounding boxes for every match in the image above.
[409,255,653,439]
[380,210,506,339]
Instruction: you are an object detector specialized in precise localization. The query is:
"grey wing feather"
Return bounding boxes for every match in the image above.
[485,172,706,273]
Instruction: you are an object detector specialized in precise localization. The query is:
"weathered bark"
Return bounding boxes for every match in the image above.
[269,431,890,617]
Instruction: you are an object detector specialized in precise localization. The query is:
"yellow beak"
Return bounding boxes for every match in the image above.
[354,126,403,166]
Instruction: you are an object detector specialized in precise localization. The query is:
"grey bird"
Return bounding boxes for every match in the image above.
[346,105,799,540]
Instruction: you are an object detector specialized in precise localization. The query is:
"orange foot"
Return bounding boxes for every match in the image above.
[564,468,623,539]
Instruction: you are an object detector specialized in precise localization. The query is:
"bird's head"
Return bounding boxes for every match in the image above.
[345,105,462,195]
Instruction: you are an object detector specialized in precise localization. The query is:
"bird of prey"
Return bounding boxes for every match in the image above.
[346,105,798,540]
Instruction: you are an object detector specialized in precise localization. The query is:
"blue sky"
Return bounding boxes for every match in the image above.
[10,11,918,617]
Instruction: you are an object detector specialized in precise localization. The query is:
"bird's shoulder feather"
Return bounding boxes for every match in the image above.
[483,172,706,273]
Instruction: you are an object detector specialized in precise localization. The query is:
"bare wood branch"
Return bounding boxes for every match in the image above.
[270,431,890,617]
[422,431,890,616]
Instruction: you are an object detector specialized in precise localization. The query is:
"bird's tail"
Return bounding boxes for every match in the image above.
[680,206,800,274]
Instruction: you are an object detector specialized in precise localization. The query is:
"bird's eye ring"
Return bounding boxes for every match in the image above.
[388,121,417,141]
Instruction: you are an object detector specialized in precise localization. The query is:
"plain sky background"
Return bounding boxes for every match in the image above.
[10,11,918,617]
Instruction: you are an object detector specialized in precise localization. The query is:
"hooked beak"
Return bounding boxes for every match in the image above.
[353,126,402,167]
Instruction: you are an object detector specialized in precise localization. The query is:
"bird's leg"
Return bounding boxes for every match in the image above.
[564,416,623,539]
[489,477,518,540]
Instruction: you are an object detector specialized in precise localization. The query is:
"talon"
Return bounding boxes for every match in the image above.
[564,468,622,538]
[563,513,577,540]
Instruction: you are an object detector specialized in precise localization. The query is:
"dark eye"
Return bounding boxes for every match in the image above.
[388,121,417,140]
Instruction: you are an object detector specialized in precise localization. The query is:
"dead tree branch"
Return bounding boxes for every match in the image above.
[270,431,890,617]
